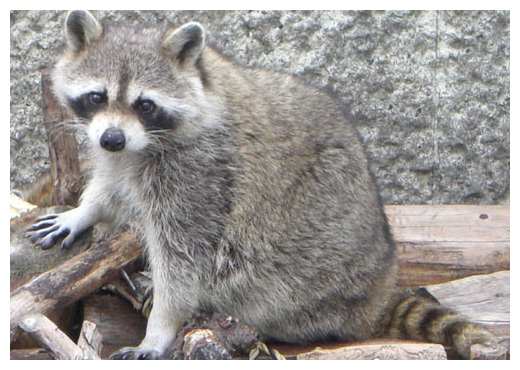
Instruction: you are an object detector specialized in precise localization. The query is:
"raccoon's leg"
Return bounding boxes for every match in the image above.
[383,293,500,359]
[110,281,189,360]
[26,177,106,249]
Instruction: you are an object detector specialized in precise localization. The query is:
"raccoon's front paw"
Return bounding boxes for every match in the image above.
[109,347,161,360]
[26,210,89,250]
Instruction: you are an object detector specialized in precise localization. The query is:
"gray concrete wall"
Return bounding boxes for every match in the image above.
[10,10,510,204]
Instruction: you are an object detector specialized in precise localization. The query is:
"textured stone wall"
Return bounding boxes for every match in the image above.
[10,10,510,204]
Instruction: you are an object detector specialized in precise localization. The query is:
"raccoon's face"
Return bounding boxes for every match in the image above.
[52,11,214,154]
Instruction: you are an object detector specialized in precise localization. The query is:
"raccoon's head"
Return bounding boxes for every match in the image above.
[52,10,219,154]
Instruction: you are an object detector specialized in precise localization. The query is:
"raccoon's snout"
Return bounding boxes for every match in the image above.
[100,127,126,152]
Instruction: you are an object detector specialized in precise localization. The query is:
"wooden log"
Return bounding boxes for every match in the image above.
[19,314,102,360]
[169,312,258,360]
[294,340,447,360]
[18,314,84,360]
[41,69,82,207]
[10,230,144,344]
[384,205,509,288]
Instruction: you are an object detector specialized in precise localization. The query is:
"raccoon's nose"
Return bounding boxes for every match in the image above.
[100,128,126,152]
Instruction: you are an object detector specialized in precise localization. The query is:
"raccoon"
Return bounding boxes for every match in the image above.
[28,10,499,359]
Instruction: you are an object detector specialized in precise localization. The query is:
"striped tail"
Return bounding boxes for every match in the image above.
[382,292,499,359]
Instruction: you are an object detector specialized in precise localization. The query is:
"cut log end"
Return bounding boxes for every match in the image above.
[18,314,43,333]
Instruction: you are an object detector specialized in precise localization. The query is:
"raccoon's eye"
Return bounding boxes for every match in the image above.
[89,92,107,105]
[137,100,155,114]
[69,92,107,119]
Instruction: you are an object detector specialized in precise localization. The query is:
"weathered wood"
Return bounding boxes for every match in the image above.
[19,314,102,360]
[77,320,103,360]
[41,69,82,207]
[19,314,84,360]
[10,230,144,344]
[384,205,509,288]
[294,340,447,360]
[10,303,81,352]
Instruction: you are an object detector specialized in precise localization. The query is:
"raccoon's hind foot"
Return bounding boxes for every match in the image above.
[109,347,161,360]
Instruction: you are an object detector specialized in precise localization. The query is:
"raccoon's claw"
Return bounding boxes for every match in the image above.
[43,228,72,250]
[35,214,59,222]
[28,225,58,242]
[110,347,161,360]
[26,215,59,232]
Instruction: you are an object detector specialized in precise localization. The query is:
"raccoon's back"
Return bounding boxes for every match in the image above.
[204,49,398,341]
[208,53,394,265]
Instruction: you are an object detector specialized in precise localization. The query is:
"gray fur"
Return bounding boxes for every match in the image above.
[30,11,497,360]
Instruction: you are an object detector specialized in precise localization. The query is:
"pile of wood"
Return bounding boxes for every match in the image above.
[9,73,510,360]
[10,199,511,360]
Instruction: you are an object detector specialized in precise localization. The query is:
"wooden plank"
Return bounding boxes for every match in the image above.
[385,205,509,241]
[384,205,509,288]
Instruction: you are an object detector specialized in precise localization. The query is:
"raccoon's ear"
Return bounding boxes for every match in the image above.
[64,10,103,52]
[162,22,205,65]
